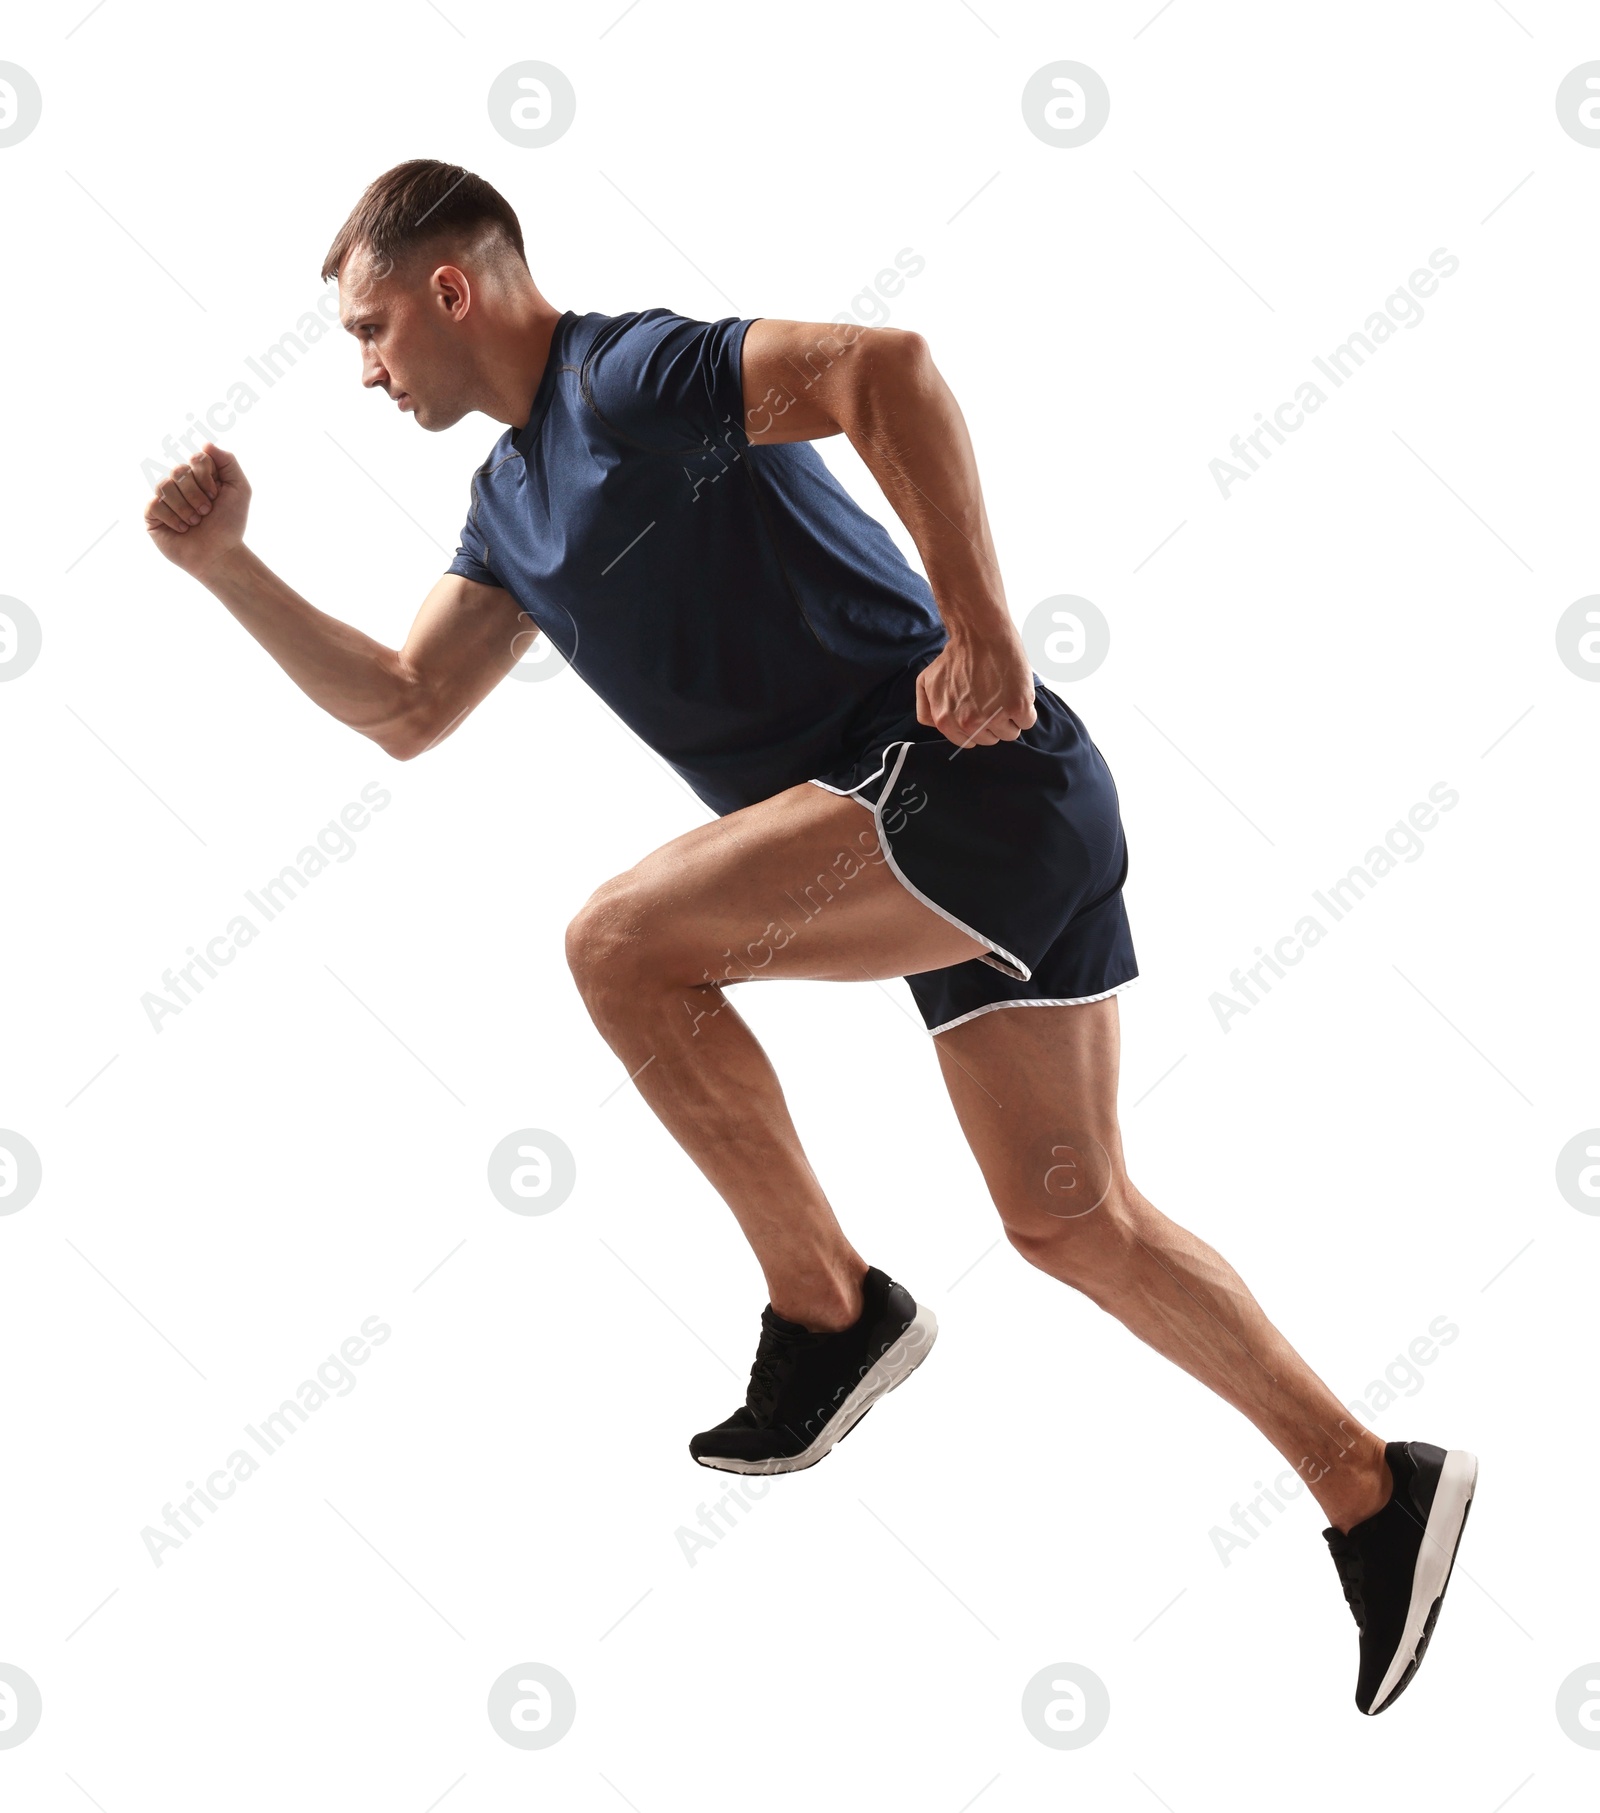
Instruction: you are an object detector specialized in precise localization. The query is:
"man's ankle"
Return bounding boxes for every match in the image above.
[770,1259,867,1334]
[1328,1441,1394,1534]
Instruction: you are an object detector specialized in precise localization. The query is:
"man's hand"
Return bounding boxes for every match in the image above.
[144,443,251,576]
[915,625,1037,748]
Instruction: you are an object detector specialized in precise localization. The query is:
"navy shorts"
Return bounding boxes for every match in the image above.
[810,677,1139,1035]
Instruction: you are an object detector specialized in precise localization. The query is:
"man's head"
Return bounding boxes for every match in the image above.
[322,159,537,431]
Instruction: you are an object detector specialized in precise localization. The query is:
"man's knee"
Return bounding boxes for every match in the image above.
[1004,1197,1135,1295]
[564,873,651,1003]
[998,1149,1141,1296]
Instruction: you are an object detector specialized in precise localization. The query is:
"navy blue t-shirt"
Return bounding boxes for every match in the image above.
[446,307,948,815]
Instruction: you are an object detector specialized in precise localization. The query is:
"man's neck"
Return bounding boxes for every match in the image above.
[478,297,564,431]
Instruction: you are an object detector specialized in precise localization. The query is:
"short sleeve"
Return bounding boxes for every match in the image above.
[445,473,503,589]
[583,309,757,453]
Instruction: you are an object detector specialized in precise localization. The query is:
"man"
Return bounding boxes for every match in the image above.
[144,159,1475,1716]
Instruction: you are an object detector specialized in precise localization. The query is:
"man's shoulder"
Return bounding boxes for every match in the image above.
[465,430,522,487]
[566,305,714,368]
[516,307,688,428]
[575,307,753,452]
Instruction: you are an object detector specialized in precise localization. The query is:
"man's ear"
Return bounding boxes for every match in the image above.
[432,264,471,319]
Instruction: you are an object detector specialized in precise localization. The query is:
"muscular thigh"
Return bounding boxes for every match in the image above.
[932,995,1129,1229]
[590,780,986,985]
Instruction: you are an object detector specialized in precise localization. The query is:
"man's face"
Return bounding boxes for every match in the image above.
[338,245,472,431]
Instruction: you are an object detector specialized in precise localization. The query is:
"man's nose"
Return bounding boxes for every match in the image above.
[362,357,389,391]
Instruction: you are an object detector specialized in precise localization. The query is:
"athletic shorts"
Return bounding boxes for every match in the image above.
[810,676,1139,1036]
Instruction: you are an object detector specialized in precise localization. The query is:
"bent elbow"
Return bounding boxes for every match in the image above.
[377,723,432,762]
[367,662,445,761]
[369,705,437,762]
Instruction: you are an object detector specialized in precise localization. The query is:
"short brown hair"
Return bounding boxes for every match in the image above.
[319,159,527,283]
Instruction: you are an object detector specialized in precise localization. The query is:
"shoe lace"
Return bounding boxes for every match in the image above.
[745,1322,806,1424]
[1324,1530,1367,1632]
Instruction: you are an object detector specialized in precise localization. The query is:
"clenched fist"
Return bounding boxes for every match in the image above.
[144,443,251,575]
[915,624,1037,748]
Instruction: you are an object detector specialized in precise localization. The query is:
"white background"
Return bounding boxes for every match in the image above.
[2,0,1594,1805]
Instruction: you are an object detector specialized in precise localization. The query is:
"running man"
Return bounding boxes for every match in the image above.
[143,160,1476,1716]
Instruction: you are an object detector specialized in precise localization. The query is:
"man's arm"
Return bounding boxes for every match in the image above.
[739,319,1035,748]
[144,443,535,759]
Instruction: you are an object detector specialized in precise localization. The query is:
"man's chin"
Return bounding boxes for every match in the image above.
[407,401,464,432]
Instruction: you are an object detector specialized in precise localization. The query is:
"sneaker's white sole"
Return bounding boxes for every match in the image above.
[694,1303,938,1476]
[1369,1447,1478,1714]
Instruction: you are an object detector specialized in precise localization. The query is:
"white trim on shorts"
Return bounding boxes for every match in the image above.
[924,976,1141,1037]
[863,741,1034,983]
[811,748,1137,1036]
[809,759,891,802]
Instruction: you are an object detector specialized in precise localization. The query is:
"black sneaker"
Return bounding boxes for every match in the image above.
[1322,1439,1478,1715]
[689,1266,936,1474]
